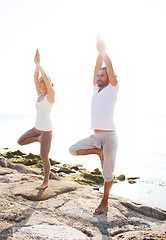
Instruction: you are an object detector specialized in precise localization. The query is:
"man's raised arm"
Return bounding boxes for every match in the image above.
[93,53,103,86]
[97,35,117,87]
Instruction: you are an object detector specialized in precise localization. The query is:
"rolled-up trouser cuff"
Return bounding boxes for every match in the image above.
[68,146,78,156]
[103,175,114,182]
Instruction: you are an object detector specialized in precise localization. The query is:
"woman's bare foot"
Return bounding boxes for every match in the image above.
[36,182,48,190]
[93,200,108,215]
[40,169,61,180]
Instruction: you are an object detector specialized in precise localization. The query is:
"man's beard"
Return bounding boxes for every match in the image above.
[97,80,104,86]
[97,80,108,88]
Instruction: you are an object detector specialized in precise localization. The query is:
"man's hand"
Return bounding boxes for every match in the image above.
[96,34,106,53]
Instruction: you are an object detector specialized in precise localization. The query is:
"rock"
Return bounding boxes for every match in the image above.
[50,168,57,173]
[116,174,125,181]
[25,152,41,160]
[57,167,76,174]
[66,169,104,186]
[124,177,140,184]
[9,158,26,164]
[127,177,140,180]
[10,163,41,175]
[11,150,26,156]
[74,177,97,185]
[91,168,102,175]
[0,153,166,240]
[4,152,62,168]
[117,197,166,220]
[0,158,42,176]
[24,158,38,166]
[0,168,17,175]
[3,150,26,159]
[82,228,94,237]
[67,171,103,186]
[4,151,13,158]
[114,230,166,240]
[113,180,118,183]
[78,167,87,172]
[0,157,8,167]
[59,172,66,177]
[128,179,137,184]
[62,163,71,168]
[10,179,78,201]
[12,224,89,240]
[70,165,79,171]
[82,171,104,184]
[49,158,61,165]
[75,163,83,167]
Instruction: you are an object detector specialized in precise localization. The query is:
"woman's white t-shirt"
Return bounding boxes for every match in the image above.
[35,95,53,131]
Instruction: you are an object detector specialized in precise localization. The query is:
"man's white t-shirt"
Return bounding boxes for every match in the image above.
[91,83,119,131]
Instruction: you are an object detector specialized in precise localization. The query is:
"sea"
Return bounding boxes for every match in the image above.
[0,114,166,210]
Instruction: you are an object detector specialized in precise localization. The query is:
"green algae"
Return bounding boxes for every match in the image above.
[1,150,139,187]
[115,174,125,181]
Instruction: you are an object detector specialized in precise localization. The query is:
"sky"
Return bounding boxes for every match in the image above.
[1,0,166,156]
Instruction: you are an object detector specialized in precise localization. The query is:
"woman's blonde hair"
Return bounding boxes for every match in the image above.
[48,76,54,87]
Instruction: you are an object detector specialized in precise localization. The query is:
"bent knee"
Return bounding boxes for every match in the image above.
[17,139,23,145]
[69,146,77,156]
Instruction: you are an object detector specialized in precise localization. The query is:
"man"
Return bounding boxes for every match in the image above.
[69,35,119,215]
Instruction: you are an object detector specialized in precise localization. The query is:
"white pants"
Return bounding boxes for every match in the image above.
[69,131,118,182]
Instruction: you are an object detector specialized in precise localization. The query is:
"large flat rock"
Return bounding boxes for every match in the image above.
[11,224,89,240]
[10,179,78,201]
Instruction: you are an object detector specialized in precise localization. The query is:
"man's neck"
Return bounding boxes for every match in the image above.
[98,83,109,92]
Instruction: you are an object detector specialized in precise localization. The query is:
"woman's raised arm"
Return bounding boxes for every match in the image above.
[34,50,55,103]
[34,50,40,95]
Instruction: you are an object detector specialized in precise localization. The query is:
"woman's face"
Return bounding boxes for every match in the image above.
[39,77,47,93]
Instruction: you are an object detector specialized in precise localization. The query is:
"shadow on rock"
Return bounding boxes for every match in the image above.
[0,200,39,240]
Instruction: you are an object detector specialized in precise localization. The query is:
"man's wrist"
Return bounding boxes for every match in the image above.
[100,51,106,57]
[35,60,39,64]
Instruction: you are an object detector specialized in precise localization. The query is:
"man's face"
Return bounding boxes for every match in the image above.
[97,69,109,88]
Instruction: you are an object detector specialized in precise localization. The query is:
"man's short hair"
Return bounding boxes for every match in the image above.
[100,67,117,79]
[101,67,107,71]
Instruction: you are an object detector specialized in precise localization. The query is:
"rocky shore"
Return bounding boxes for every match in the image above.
[0,150,140,187]
[0,150,166,239]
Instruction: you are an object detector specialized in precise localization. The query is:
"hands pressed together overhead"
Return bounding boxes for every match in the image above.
[96,34,106,54]
[34,49,40,63]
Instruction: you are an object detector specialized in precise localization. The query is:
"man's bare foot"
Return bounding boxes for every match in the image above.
[97,149,104,168]
[36,182,48,190]
[93,200,108,215]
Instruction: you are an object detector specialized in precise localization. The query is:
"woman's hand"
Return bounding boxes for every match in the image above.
[34,49,40,63]
[96,34,106,53]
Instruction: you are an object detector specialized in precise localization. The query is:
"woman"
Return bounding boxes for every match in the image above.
[18,49,55,189]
